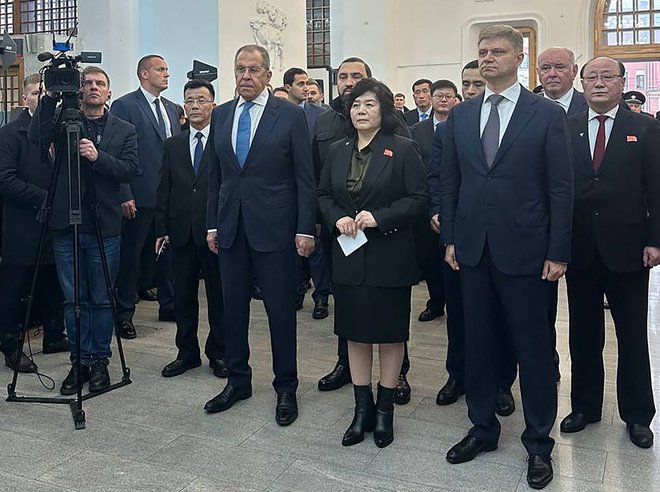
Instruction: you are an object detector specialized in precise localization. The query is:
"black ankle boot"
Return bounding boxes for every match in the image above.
[374,383,395,448]
[342,384,376,446]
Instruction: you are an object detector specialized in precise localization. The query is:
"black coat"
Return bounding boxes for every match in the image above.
[317,132,429,287]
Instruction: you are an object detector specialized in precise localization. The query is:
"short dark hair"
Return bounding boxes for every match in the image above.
[462,60,479,72]
[430,79,458,96]
[455,93,463,102]
[344,78,399,135]
[183,79,215,99]
[283,67,307,86]
[273,86,289,95]
[137,54,164,79]
[339,57,372,78]
[394,92,405,98]
[412,78,432,92]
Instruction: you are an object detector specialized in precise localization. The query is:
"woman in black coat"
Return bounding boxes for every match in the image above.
[318,78,429,448]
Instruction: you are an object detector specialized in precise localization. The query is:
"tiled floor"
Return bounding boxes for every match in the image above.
[1,269,659,491]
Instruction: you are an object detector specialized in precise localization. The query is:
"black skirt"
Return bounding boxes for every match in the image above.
[333,284,411,343]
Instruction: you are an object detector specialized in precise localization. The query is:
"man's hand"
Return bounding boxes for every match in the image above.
[296,235,315,257]
[430,214,440,234]
[120,200,137,219]
[207,231,218,254]
[336,216,358,238]
[155,236,169,254]
[445,244,459,271]
[79,138,99,162]
[643,246,660,268]
[542,260,567,281]
[355,210,378,230]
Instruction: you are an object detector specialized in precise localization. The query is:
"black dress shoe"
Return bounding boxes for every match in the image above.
[4,350,38,373]
[436,378,465,405]
[394,373,411,405]
[496,388,515,416]
[527,454,553,489]
[60,364,90,395]
[417,307,445,322]
[312,299,329,320]
[118,319,137,339]
[138,289,158,301]
[158,310,176,322]
[318,362,351,391]
[204,384,252,413]
[209,358,228,378]
[627,423,654,448]
[560,412,600,433]
[43,338,69,354]
[162,358,201,377]
[89,360,111,392]
[446,435,497,464]
[275,390,298,426]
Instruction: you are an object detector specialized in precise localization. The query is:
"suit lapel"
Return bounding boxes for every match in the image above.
[163,98,181,136]
[178,130,196,180]
[218,100,241,172]
[491,88,536,169]
[572,113,592,172]
[134,89,166,141]
[598,106,633,176]
[244,95,279,169]
[359,132,392,204]
[98,114,116,151]
[333,137,358,211]
[466,95,487,169]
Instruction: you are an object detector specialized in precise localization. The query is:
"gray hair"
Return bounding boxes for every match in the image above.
[234,44,271,70]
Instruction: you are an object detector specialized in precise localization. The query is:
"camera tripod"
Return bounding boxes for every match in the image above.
[6,93,132,430]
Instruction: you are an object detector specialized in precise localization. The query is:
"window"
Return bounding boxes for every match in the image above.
[0,0,17,34]
[596,0,660,58]
[518,27,538,90]
[20,0,77,35]
[0,61,23,113]
[306,0,330,67]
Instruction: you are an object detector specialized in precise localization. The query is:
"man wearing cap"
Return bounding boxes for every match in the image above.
[624,90,653,117]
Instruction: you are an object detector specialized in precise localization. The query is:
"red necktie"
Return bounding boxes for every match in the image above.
[592,115,608,173]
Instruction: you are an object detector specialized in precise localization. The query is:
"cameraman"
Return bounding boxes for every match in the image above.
[30,66,138,394]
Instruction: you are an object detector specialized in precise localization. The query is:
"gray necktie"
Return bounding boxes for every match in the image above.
[482,94,504,168]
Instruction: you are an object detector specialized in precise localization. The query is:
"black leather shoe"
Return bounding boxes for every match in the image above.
[496,388,515,416]
[394,373,411,405]
[60,364,90,395]
[43,338,69,354]
[162,358,201,377]
[138,289,158,301]
[209,358,228,378]
[312,299,329,320]
[89,360,111,392]
[446,435,497,464]
[436,378,465,405]
[627,423,654,448]
[4,350,38,373]
[318,362,351,391]
[560,412,600,433]
[118,319,137,339]
[343,384,376,446]
[204,384,252,413]
[417,307,445,322]
[527,454,553,489]
[275,390,298,426]
[158,310,176,322]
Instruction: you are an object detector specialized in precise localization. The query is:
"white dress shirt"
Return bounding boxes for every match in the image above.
[231,88,269,153]
[189,125,210,166]
[544,87,574,114]
[140,86,173,138]
[588,105,619,158]
[480,82,522,144]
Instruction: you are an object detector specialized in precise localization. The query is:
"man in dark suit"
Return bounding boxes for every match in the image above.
[283,67,326,136]
[30,67,138,394]
[560,56,660,449]
[403,79,433,126]
[110,54,180,339]
[394,92,410,113]
[0,74,68,374]
[536,46,589,382]
[440,26,574,489]
[155,79,227,379]
[203,45,316,426]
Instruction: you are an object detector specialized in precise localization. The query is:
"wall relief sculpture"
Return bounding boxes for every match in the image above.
[250,0,288,70]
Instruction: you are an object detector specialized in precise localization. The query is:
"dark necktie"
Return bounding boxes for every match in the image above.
[236,101,255,168]
[592,115,608,173]
[482,94,505,168]
[154,98,167,138]
[193,132,204,174]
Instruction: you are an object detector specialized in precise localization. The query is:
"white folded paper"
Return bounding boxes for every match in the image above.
[337,229,368,256]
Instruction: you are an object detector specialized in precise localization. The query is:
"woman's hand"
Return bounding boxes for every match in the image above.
[355,211,378,230]
[336,216,358,238]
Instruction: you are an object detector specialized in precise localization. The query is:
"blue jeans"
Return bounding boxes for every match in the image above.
[52,231,120,366]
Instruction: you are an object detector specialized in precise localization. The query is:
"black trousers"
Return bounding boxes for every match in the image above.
[172,237,225,362]
[0,263,65,354]
[566,252,655,425]
[460,244,556,456]
[218,216,298,393]
[547,281,560,368]
[414,220,445,313]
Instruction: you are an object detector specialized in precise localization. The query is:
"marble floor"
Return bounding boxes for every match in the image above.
[1,270,660,491]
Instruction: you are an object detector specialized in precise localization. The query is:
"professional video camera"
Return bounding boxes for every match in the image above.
[38,37,102,95]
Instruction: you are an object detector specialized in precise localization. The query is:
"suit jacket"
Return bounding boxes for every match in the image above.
[567,90,588,115]
[206,93,316,252]
[439,86,574,275]
[0,109,53,265]
[411,117,436,172]
[317,132,429,287]
[110,88,181,207]
[404,108,428,126]
[156,130,213,247]
[301,101,326,138]
[568,105,660,272]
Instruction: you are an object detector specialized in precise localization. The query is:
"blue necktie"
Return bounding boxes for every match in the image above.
[154,98,167,138]
[481,94,504,168]
[420,112,429,121]
[236,101,255,168]
[193,132,204,174]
